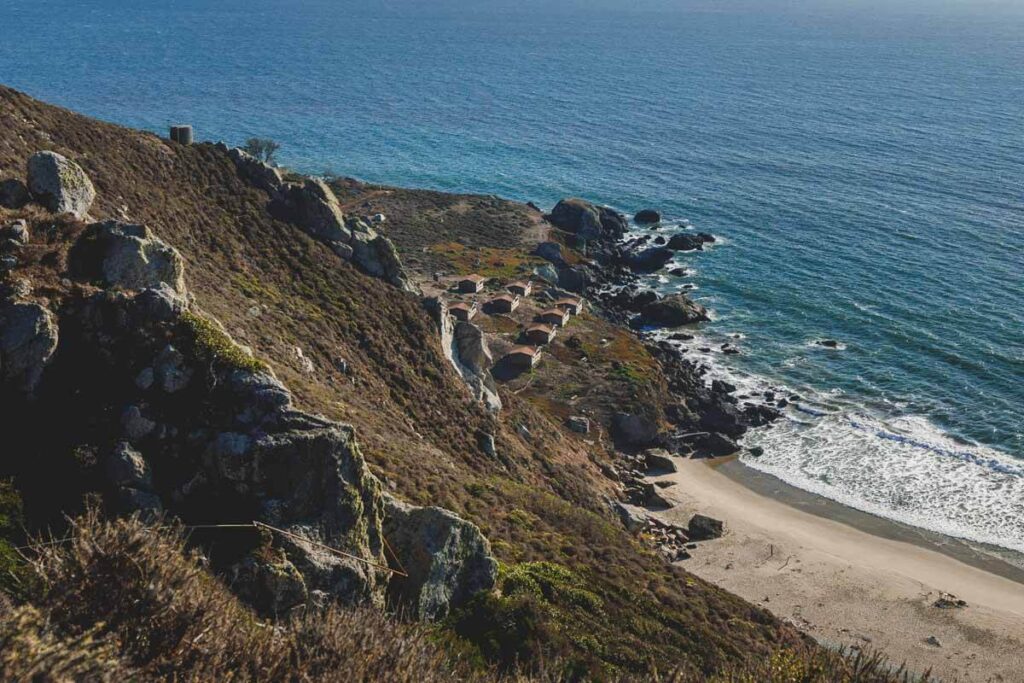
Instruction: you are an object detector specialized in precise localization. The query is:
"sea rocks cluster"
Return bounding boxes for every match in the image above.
[223,146,418,294]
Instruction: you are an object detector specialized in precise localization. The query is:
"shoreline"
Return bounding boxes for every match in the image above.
[719,457,1024,583]
[656,458,1024,682]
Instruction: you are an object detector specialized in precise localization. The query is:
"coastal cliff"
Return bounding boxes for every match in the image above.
[0,85,933,681]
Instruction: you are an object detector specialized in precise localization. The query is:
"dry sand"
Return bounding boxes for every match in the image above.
[655,458,1024,682]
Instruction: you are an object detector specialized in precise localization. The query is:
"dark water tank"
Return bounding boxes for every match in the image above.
[169,125,193,145]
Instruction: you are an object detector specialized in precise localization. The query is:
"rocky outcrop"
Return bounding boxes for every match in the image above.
[637,293,709,327]
[26,151,96,218]
[424,297,501,413]
[383,496,498,621]
[0,299,58,395]
[227,147,284,194]
[667,232,714,251]
[222,148,418,294]
[70,221,187,296]
[628,247,674,273]
[546,198,628,242]
[634,209,661,224]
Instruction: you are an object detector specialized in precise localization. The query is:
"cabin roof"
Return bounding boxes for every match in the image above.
[526,323,554,334]
[460,274,486,283]
[508,345,540,357]
[449,302,475,311]
[555,297,582,306]
[539,308,568,317]
[509,280,531,288]
[491,293,518,302]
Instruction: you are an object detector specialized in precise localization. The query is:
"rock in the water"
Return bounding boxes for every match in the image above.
[667,232,715,251]
[687,514,724,541]
[638,293,709,327]
[26,151,96,218]
[816,339,840,348]
[383,496,498,621]
[748,446,765,457]
[634,209,661,224]
[628,247,674,273]
[611,412,659,447]
[71,221,186,295]
[0,301,59,394]
[0,179,30,210]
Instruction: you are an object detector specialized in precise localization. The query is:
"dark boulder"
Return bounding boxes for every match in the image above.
[635,209,661,224]
[0,179,30,209]
[638,293,709,327]
[643,449,677,474]
[533,241,564,264]
[611,412,659,448]
[628,247,674,273]
[697,432,739,456]
[687,514,724,541]
[667,232,715,251]
[546,198,628,242]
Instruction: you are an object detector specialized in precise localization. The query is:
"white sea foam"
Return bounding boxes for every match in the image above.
[650,321,1024,556]
[742,410,1024,554]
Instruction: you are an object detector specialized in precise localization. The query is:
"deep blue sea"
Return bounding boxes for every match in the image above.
[2,0,1023,551]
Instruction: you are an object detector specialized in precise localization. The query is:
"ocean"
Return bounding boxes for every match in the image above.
[1,0,1022,551]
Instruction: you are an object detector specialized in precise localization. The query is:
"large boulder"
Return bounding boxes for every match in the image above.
[687,514,724,541]
[611,412,659,448]
[383,496,498,621]
[454,320,492,374]
[0,300,58,394]
[227,147,284,194]
[667,233,710,251]
[281,179,352,246]
[26,151,96,218]
[628,247,674,273]
[350,223,418,294]
[70,221,186,296]
[546,198,628,242]
[533,241,564,264]
[634,209,661,224]
[638,293,709,327]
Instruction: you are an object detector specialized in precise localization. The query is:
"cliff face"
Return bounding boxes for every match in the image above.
[0,85,802,676]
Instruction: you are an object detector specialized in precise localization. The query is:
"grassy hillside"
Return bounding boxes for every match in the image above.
[0,85,928,680]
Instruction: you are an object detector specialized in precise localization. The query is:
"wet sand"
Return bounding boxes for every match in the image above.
[655,457,1024,682]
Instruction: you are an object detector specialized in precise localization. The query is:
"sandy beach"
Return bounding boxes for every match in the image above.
[656,458,1024,683]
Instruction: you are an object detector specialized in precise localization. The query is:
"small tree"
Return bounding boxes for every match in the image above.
[242,137,281,165]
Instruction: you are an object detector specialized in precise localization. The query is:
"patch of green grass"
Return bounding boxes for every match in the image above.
[0,479,29,597]
[178,311,267,373]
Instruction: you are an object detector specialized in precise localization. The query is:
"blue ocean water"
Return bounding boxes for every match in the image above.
[2,1,1023,549]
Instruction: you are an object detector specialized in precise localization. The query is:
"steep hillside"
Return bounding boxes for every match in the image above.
[0,84,845,678]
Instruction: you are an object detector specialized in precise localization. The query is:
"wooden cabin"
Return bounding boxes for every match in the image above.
[555,296,585,316]
[505,345,542,369]
[488,293,521,314]
[508,280,533,297]
[449,301,478,321]
[525,323,556,346]
[537,308,570,327]
[458,274,486,294]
